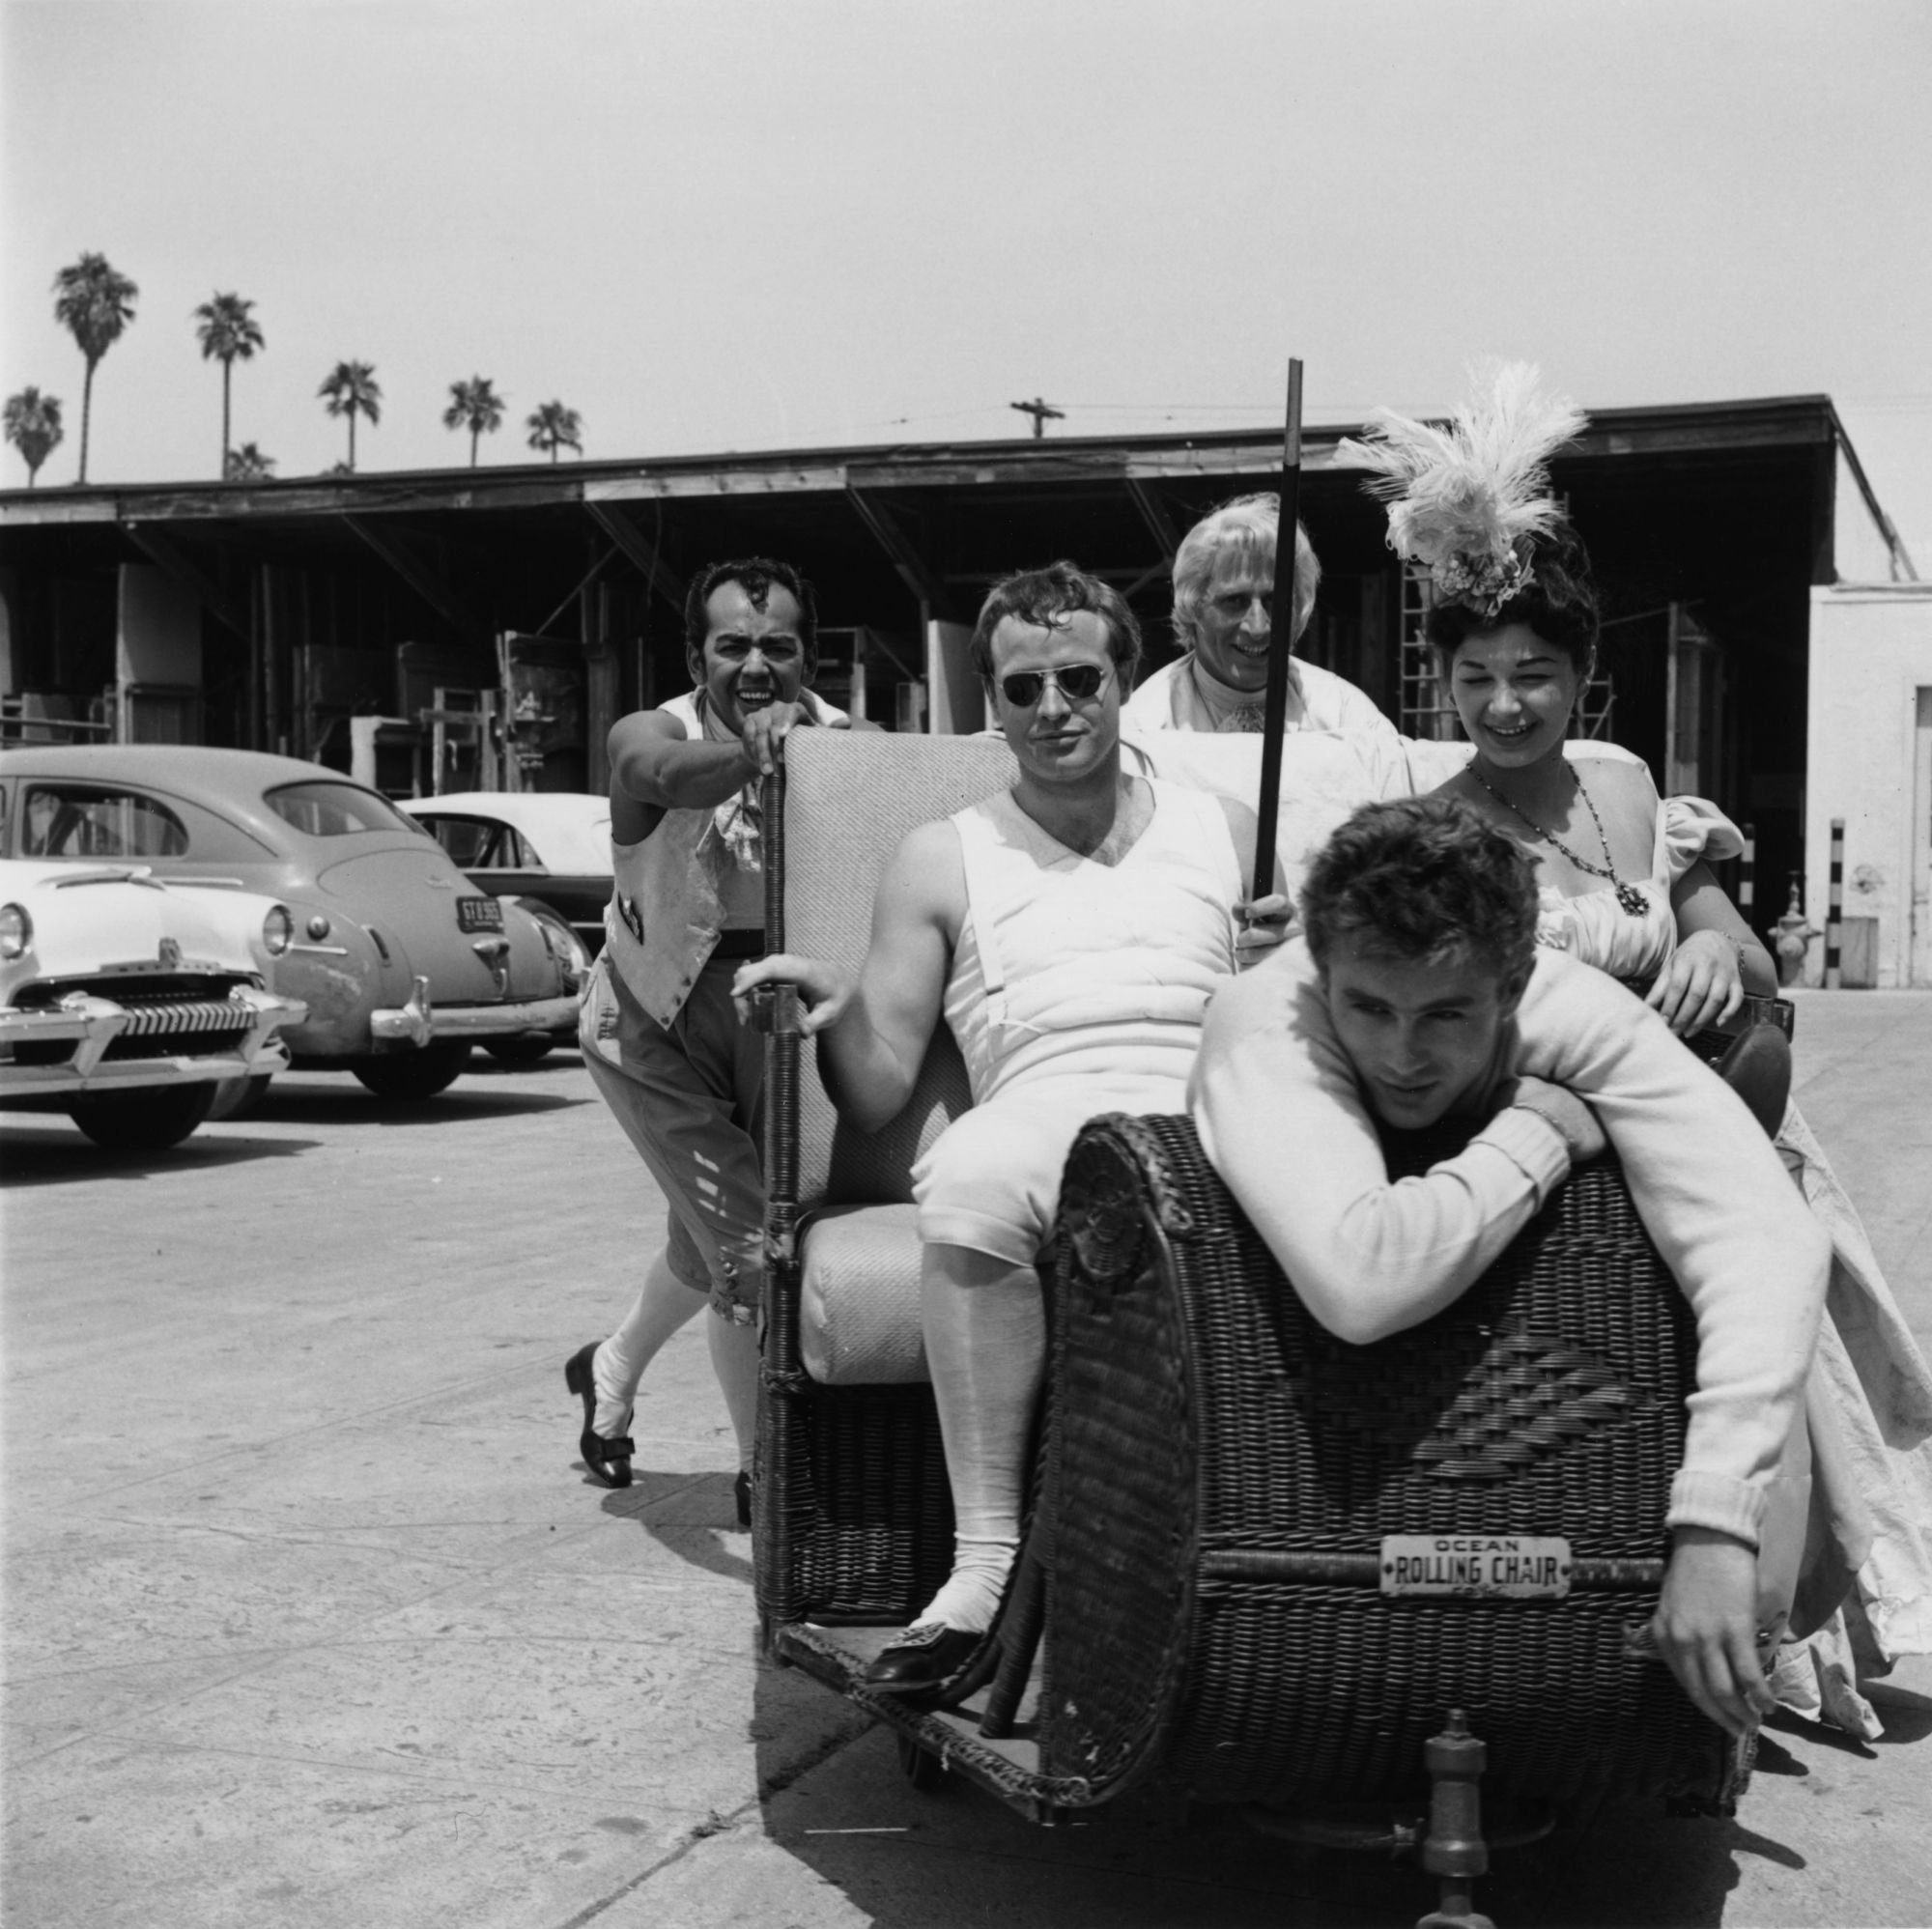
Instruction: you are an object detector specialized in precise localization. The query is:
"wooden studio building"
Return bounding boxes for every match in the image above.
[2,393,1921,978]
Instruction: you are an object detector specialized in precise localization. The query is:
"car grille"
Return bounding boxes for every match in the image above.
[102,999,257,1060]
[6,980,260,1066]
[12,974,254,1009]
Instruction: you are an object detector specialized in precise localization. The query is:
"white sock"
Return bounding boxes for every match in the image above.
[915,1537,1019,1635]
[593,1247,703,1434]
[916,1245,1044,1634]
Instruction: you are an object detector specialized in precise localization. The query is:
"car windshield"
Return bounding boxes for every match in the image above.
[265,780,421,837]
[21,784,189,859]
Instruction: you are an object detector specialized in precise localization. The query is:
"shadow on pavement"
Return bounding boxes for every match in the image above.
[601,1468,753,1590]
[244,1084,590,1127]
[464,1049,586,1077]
[744,1669,1759,1927]
[0,1126,323,1185]
[742,1708,1770,1929]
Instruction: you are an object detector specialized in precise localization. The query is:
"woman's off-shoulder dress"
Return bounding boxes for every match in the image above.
[1530,753,1932,1739]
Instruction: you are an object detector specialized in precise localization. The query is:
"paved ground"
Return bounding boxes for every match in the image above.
[4,996,1931,1929]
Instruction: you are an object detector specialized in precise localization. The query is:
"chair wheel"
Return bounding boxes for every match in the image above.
[896,1730,945,1791]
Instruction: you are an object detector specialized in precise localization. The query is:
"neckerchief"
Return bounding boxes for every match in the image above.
[1173,654,1306,734]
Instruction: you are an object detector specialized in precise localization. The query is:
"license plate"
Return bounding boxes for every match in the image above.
[457,894,504,932]
[1379,1535,1572,1600]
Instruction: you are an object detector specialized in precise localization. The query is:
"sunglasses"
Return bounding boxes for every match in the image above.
[997,663,1113,708]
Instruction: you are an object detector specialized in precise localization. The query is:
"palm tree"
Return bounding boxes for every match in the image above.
[193,292,265,473]
[4,387,65,487]
[318,359,382,471]
[442,376,504,467]
[526,400,583,464]
[51,252,139,484]
[225,442,275,482]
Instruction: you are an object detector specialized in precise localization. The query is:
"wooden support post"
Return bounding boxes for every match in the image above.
[1826,818,1844,989]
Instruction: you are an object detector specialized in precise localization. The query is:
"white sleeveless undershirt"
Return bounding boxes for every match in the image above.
[942,778,1242,1107]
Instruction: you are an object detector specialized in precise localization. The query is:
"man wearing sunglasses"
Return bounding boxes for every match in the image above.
[734,560,1288,1690]
[1124,492,1397,742]
[567,556,847,1523]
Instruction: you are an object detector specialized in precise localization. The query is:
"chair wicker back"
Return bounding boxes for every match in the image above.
[1039,1112,1736,1812]
[756,728,1016,1630]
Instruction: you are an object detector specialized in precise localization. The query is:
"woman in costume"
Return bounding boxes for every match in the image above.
[1340,364,1932,1739]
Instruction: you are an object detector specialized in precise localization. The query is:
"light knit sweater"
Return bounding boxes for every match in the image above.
[1188,941,1828,1548]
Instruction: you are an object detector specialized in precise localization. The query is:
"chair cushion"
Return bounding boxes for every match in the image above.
[799,1204,928,1385]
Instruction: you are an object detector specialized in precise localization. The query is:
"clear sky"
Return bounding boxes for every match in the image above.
[4,0,1928,567]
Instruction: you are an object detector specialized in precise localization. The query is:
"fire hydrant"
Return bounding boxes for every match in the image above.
[1773,879,1817,988]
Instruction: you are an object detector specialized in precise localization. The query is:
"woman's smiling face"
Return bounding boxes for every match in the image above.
[1446,623,1583,769]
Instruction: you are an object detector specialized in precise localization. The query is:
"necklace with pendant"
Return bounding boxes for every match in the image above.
[1469,763,1648,917]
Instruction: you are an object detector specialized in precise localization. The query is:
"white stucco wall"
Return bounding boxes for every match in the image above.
[1804,582,1932,987]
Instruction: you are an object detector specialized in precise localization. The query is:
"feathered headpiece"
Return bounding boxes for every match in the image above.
[1337,360,1585,619]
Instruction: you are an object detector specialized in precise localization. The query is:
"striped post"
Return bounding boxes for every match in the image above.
[1739,821,1755,924]
[1825,818,1844,990]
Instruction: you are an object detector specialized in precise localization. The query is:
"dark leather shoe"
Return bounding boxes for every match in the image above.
[734,1469,752,1529]
[564,1343,634,1489]
[863,1622,983,1693]
[1716,1021,1794,1139]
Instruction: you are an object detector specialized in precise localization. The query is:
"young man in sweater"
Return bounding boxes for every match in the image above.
[1189,796,1830,1739]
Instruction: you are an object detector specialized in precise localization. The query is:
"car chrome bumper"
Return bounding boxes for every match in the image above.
[0,986,304,1099]
[369,976,580,1045]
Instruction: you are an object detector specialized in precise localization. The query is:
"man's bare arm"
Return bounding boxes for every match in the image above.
[733,818,962,1134]
[608,701,824,837]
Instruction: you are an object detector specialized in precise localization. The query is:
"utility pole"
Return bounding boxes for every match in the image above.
[1009,397,1065,440]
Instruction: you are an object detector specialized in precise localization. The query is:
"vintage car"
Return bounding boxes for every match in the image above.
[0,746,582,1099]
[399,790,610,960]
[0,858,304,1149]
[399,789,608,1064]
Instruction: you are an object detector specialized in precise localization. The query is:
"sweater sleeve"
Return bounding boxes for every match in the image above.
[1511,954,1826,1546]
[1188,945,1573,1347]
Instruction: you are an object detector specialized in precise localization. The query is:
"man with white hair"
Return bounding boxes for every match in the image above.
[1124,491,1397,740]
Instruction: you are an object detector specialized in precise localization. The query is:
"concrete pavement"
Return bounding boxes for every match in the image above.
[4,996,1931,1928]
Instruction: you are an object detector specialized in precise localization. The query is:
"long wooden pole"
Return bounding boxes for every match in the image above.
[1250,358,1304,900]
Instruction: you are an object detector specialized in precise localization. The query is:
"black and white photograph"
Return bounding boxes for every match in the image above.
[3,4,1929,1924]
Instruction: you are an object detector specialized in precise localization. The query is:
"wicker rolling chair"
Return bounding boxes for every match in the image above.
[1023,1110,1743,1818]
[753,727,1016,1634]
[750,727,1749,1929]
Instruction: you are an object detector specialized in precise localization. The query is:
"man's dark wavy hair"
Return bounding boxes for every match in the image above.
[969,560,1142,688]
[1425,523,1601,674]
[1301,796,1540,988]
[684,556,820,679]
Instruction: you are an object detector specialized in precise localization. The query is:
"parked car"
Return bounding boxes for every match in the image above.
[0,747,582,1100]
[401,790,609,1063]
[399,791,610,955]
[0,858,305,1149]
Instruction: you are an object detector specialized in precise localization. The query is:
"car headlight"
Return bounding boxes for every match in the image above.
[306,913,331,941]
[263,904,294,957]
[0,903,32,961]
